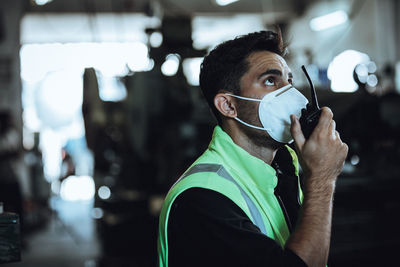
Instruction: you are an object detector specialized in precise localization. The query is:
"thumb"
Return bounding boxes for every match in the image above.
[290,115,305,152]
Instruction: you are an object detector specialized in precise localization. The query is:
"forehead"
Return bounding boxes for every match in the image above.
[246,51,290,75]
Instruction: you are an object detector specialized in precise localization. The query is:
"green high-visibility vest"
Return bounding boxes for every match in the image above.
[157,126,303,267]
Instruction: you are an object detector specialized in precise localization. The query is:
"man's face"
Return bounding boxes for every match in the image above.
[235,50,293,147]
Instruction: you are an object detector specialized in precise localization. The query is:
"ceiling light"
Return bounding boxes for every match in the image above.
[161,54,180,76]
[215,0,240,7]
[310,10,348,31]
[149,32,163,48]
[367,61,377,73]
[367,74,378,87]
[34,0,53,6]
[98,186,111,200]
[355,64,368,78]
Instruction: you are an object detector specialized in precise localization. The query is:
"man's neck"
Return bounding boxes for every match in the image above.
[222,122,278,165]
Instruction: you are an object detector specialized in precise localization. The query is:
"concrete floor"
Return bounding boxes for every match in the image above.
[3,198,100,267]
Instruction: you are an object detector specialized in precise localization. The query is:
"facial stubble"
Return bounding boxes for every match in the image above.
[235,99,283,150]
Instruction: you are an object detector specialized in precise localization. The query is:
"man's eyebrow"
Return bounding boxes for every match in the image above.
[257,69,282,80]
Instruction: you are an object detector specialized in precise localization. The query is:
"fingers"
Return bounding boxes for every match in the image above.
[333,129,349,162]
[335,130,348,153]
[342,142,349,155]
[290,114,305,151]
[314,107,333,135]
[334,129,340,140]
[329,120,336,140]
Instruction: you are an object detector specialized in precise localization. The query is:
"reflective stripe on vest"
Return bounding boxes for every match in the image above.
[176,163,267,235]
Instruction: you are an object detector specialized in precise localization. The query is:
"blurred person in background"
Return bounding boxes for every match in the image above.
[0,110,23,220]
[158,29,348,267]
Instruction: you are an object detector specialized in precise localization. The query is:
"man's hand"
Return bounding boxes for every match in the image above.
[286,107,348,267]
[290,107,348,189]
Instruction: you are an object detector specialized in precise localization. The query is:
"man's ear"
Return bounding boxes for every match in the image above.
[214,93,237,119]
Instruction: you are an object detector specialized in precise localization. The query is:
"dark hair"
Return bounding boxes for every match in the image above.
[199,29,287,124]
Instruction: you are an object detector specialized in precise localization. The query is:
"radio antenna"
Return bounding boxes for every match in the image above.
[301,65,320,109]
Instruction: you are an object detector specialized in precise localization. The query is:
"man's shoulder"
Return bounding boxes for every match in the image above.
[164,162,249,220]
[169,187,250,223]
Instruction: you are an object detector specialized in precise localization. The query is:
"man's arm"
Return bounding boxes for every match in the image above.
[287,107,348,267]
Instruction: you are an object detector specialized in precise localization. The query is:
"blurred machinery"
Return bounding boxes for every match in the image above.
[0,203,21,264]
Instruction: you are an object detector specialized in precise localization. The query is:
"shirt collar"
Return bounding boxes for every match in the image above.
[208,126,278,191]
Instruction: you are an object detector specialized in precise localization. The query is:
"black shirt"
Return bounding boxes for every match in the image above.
[167,148,307,267]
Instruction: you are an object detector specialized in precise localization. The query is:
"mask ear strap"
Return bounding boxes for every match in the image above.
[234,117,268,131]
[225,94,262,102]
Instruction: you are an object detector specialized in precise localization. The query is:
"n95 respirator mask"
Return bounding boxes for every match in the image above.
[226,84,309,143]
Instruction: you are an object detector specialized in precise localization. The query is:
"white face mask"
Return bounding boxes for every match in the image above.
[226,84,308,143]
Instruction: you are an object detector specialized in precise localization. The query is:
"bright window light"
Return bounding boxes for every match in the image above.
[21,42,143,182]
[88,43,130,77]
[23,108,41,132]
[98,76,127,102]
[328,50,370,92]
[21,14,160,44]
[20,44,63,83]
[36,70,83,128]
[215,0,240,6]
[20,42,151,83]
[182,58,203,86]
[192,15,264,50]
[310,10,348,31]
[40,129,63,181]
[60,175,95,201]
[125,42,153,72]
[161,54,180,76]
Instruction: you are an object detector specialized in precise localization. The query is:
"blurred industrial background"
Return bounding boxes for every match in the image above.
[0,0,399,266]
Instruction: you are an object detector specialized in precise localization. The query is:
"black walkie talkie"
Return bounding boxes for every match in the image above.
[299,65,322,139]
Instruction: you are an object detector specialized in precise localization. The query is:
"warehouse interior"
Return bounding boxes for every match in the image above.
[1,0,400,266]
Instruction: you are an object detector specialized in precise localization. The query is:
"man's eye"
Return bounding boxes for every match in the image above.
[264,78,275,86]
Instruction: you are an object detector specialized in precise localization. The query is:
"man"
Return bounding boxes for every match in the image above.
[157,30,348,267]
